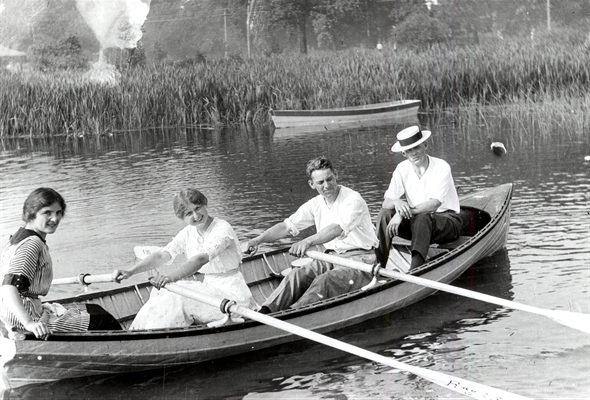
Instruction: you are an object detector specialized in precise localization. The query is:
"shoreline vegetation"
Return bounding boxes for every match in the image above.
[1,34,588,140]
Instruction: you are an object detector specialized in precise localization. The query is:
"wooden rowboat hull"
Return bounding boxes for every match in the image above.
[271,100,421,133]
[0,184,512,389]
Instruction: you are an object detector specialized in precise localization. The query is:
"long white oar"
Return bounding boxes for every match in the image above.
[52,273,114,285]
[306,250,590,335]
[164,282,529,400]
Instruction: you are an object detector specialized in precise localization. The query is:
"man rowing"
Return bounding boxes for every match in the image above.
[244,156,378,314]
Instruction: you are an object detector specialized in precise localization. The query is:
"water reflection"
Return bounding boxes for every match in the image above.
[1,116,588,398]
[8,251,515,400]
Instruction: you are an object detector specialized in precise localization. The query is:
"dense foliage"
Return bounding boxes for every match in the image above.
[29,36,89,70]
[1,29,588,138]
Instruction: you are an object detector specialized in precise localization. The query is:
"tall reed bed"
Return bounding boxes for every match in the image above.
[454,95,589,146]
[1,35,588,138]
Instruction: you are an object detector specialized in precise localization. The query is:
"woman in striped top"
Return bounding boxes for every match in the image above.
[0,188,121,339]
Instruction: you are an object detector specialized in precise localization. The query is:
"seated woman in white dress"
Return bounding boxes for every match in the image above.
[112,188,254,329]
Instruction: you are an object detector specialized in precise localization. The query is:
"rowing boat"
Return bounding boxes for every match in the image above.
[271,100,421,134]
[0,183,512,390]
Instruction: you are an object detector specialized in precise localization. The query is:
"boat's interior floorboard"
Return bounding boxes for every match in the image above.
[390,235,471,251]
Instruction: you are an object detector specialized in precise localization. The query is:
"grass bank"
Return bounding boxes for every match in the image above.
[1,34,588,138]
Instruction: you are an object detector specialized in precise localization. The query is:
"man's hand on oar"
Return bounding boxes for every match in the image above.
[305,250,590,335]
[162,281,531,400]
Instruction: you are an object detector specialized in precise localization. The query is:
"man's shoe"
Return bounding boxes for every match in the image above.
[257,306,272,314]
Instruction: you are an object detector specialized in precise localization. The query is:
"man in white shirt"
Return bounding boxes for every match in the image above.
[244,156,378,314]
[375,126,462,271]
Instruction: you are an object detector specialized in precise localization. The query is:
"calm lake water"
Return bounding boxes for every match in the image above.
[1,116,589,399]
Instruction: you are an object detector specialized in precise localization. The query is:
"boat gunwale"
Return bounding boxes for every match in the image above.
[10,184,512,342]
[271,100,421,118]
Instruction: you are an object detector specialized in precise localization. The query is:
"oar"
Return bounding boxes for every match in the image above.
[306,250,590,335]
[133,245,162,260]
[52,273,114,285]
[164,282,530,400]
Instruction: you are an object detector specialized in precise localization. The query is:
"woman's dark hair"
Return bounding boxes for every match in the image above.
[173,189,208,219]
[22,188,66,222]
[305,156,335,178]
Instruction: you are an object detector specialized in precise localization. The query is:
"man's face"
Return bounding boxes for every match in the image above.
[402,143,428,165]
[308,168,339,202]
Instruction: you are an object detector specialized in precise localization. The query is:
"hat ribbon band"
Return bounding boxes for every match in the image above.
[399,130,423,147]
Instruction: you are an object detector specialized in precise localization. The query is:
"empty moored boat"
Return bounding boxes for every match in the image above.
[271,100,421,134]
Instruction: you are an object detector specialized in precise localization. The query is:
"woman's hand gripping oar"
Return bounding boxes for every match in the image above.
[163,281,530,400]
[306,250,590,335]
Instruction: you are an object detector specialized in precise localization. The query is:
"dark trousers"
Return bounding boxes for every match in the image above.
[375,208,463,267]
[262,249,375,312]
[86,304,122,330]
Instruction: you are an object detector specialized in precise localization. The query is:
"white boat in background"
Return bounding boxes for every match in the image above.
[271,100,421,133]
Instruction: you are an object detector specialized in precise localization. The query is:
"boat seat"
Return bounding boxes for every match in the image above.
[391,235,471,251]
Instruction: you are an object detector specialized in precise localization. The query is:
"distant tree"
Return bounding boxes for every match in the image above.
[498,0,590,34]
[433,0,590,40]
[386,0,428,26]
[153,41,167,63]
[396,10,447,49]
[261,0,369,54]
[142,0,248,60]
[29,35,89,70]
[15,0,99,53]
[127,41,146,67]
[431,0,493,45]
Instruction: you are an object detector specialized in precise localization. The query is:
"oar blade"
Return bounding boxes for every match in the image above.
[306,250,590,335]
[547,310,590,334]
[386,366,531,400]
[133,245,162,260]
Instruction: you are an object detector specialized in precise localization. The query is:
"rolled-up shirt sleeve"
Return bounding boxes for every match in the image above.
[336,193,367,238]
[383,168,405,201]
[284,202,315,237]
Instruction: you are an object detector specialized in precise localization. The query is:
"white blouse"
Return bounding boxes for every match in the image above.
[163,218,242,275]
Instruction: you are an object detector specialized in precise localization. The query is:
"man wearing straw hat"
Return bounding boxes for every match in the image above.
[375,125,462,272]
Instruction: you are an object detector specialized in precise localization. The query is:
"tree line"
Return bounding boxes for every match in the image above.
[1,0,588,69]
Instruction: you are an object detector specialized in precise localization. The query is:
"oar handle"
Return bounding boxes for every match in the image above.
[165,282,530,400]
[52,273,114,285]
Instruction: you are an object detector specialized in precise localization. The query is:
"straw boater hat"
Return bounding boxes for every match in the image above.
[391,126,431,152]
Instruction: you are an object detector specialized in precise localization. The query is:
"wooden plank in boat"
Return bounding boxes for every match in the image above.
[391,236,472,250]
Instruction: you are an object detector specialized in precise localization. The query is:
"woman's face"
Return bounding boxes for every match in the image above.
[183,203,209,228]
[27,201,64,238]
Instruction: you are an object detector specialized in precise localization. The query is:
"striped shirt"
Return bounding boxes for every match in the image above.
[0,231,89,332]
